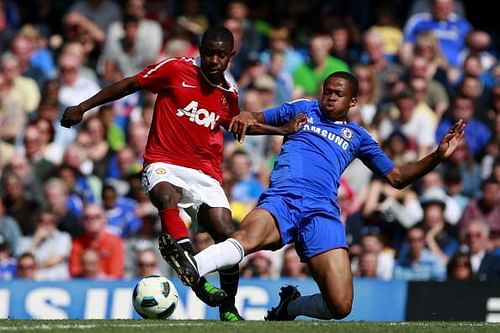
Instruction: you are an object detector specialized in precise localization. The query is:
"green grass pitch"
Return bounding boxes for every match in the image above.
[0,320,498,333]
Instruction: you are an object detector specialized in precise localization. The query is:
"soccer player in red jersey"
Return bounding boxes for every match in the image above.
[60,26,305,320]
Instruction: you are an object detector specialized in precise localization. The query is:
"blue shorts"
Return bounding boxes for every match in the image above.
[257,192,347,262]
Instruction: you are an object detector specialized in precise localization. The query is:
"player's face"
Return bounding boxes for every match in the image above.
[200,40,234,85]
[320,77,357,121]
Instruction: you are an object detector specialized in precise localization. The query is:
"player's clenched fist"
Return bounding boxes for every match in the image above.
[60,105,85,128]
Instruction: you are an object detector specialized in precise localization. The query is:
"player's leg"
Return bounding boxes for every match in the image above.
[267,212,352,320]
[198,205,242,320]
[143,163,222,296]
[266,248,352,320]
[305,248,353,319]
[194,208,282,277]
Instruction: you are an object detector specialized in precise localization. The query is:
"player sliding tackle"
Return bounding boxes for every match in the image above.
[60,25,305,321]
[162,71,465,320]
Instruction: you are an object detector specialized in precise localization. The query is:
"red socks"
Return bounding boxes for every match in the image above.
[159,208,189,240]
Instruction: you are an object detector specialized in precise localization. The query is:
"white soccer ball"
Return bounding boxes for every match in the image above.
[132,275,179,319]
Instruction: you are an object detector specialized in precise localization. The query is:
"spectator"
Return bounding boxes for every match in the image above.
[438,142,482,201]
[192,232,214,254]
[64,0,122,49]
[2,172,40,236]
[405,55,449,119]
[80,115,114,181]
[43,177,84,238]
[0,72,24,144]
[1,153,42,202]
[326,20,359,68]
[459,178,500,247]
[10,33,46,88]
[420,171,464,224]
[0,52,40,115]
[136,248,161,278]
[394,226,446,281]
[31,117,64,166]
[447,251,473,280]
[228,150,264,222]
[353,233,395,280]
[360,30,404,100]
[16,252,38,279]
[98,14,155,78]
[267,52,294,106]
[366,4,403,63]
[241,251,273,278]
[21,123,56,184]
[357,251,379,278]
[412,31,451,94]
[458,30,497,75]
[293,34,349,98]
[281,246,308,278]
[69,203,124,278]
[401,0,472,70]
[0,199,21,256]
[14,24,55,81]
[104,0,162,74]
[462,220,500,281]
[18,210,71,280]
[437,94,492,159]
[352,64,380,126]
[0,234,16,280]
[80,248,108,279]
[418,187,459,263]
[378,87,436,159]
[97,105,125,152]
[57,52,100,112]
[259,26,304,76]
[101,183,141,238]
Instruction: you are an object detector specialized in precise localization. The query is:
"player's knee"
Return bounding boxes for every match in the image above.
[150,188,179,210]
[327,299,352,320]
[211,219,237,242]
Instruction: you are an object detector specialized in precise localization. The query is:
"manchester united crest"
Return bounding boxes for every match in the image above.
[221,95,227,106]
[155,168,167,174]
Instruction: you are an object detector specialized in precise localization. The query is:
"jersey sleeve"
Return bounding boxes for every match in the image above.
[358,129,395,177]
[135,58,177,93]
[263,99,309,126]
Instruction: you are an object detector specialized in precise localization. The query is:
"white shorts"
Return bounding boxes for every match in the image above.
[142,162,230,211]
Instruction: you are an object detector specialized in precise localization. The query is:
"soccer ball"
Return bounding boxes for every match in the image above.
[132,275,179,319]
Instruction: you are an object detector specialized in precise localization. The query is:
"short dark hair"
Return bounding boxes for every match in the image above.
[201,26,234,49]
[326,71,359,97]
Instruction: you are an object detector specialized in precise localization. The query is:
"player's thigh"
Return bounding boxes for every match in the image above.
[233,208,282,254]
[307,248,353,316]
[148,181,182,209]
[198,205,235,242]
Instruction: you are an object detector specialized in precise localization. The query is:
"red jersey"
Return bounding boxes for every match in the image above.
[136,57,240,183]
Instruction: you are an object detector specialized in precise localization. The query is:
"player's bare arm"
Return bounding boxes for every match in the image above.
[385,119,466,189]
[229,111,307,142]
[60,76,140,128]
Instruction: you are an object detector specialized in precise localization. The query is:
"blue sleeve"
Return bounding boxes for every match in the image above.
[263,99,309,126]
[358,129,395,177]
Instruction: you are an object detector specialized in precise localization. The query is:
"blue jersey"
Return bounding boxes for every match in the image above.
[263,99,394,214]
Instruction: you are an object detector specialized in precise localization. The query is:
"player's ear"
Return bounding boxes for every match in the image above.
[350,97,357,109]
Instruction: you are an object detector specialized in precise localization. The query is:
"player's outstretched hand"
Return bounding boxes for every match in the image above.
[437,119,466,158]
[60,105,85,128]
[229,111,257,143]
[281,113,307,135]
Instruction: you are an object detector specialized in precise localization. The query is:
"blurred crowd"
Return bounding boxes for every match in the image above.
[0,0,499,283]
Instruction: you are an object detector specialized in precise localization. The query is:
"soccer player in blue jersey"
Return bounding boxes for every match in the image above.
[162,71,465,320]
